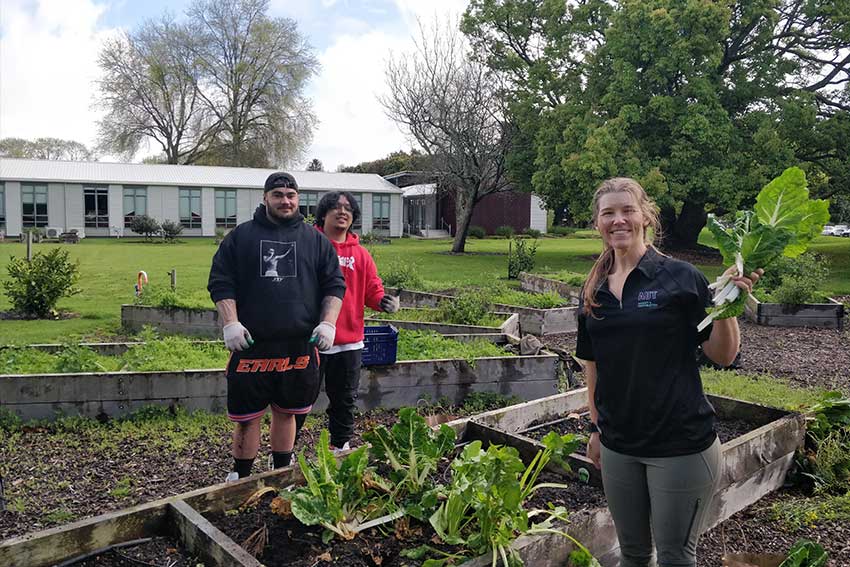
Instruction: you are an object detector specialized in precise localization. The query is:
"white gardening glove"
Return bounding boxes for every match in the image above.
[310,321,336,351]
[379,295,400,314]
[223,322,253,352]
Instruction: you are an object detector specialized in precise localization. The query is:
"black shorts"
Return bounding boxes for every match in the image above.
[225,338,321,422]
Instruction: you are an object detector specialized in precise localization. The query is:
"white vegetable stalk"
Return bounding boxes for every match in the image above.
[697,253,743,332]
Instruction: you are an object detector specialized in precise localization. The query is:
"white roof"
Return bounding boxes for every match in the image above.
[0,158,403,194]
[402,183,437,197]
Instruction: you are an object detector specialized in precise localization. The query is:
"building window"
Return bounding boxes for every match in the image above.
[84,185,109,228]
[123,186,147,226]
[299,191,319,218]
[215,189,237,228]
[179,188,202,228]
[22,184,48,227]
[0,184,5,230]
[351,193,362,231]
[372,194,390,233]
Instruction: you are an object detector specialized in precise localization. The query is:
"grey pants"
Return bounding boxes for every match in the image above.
[600,438,721,567]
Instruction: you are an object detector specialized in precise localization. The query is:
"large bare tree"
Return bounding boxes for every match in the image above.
[382,21,514,253]
[187,0,318,168]
[95,0,318,167]
[96,17,215,164]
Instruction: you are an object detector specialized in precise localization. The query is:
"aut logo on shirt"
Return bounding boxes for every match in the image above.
[339,255,355,271]
[637,290,659,308]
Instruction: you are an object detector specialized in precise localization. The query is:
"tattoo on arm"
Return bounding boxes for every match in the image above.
[320,296,343,325]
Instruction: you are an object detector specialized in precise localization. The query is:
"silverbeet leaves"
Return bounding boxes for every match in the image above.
[698,167,830,331]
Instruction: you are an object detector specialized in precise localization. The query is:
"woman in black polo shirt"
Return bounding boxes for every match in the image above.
[575,177,761,567]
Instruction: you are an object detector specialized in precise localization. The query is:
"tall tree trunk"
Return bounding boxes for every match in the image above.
[451,193,476,253]
[658,201,709,250]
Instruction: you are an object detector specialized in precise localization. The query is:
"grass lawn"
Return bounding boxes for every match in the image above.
[1,233,848,345]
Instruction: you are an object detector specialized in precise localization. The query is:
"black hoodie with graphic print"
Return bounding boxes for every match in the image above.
[208,204,345,341]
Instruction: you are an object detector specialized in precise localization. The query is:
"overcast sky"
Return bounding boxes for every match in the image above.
[0,0,468,170]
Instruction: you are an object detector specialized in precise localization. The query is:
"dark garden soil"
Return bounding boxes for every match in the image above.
[540,318,850,395]
[521,410,760,455]
[208,491,461,567]
[696,488,850,566]
[64,536,200,566]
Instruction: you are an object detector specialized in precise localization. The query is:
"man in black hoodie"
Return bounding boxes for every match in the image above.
[208,171,345,481]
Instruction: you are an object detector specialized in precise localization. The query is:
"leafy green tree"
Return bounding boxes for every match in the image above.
[128,215,161,240]
[306,158,324,171]
[337,149,434,176]
[0,137,95,161]
[463,0,850,249]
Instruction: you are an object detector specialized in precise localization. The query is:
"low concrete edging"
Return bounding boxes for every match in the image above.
[744,293,845,329]
[388,287,578,336]
[0,352,557,422]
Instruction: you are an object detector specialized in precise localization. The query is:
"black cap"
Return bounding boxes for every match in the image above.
[264,172,298,192]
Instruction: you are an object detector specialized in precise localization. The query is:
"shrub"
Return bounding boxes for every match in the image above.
[494,225,515,238]
[55,345,109,373]
[759,252,829,292]
[507,237,538,279]
[128,215,161,240]
[524,228,542,239]
[380,260,423,290]
[436,290,493,325]
[772,275,820,305]
[3,248,81,318]
[160,220,184,242]
[548,226,577,237]
[468,225,486,239]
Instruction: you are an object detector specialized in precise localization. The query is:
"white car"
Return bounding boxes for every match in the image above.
[822,225,836,236]
[832,224,850,237]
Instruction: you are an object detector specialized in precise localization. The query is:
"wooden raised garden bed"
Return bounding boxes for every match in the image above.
[366,307,520,337]
[386,288,578,336]
[0,346,558,422]
[518,272,582,302]
[744,293,845,329]
[442,389,806,565]
[1,388,804,567]
[122,304,222,338]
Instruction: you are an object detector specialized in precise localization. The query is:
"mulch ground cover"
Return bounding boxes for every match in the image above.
[521,410,760,455]
[63,536,200,567]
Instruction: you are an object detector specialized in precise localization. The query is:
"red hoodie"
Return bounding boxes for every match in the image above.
[318,228,385,349]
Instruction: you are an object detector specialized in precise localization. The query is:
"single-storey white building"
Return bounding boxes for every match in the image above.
[0,158,404,238]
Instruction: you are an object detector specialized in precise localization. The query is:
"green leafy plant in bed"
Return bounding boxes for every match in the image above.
[410,431,597,567]
[363,407,456,520]
[286,429,399,543]
[134,285,214,311]
[396,330,511,363]
[537,270,585,287]
[372,307,505,328]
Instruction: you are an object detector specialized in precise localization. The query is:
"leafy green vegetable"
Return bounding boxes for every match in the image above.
[362,407,456,520]
[289,430,396,542]
[778,539,828,567]
[427,432,591,567]
[699,167,830,330]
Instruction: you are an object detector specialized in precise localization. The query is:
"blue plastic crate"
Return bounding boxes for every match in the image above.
[362,324,399,366]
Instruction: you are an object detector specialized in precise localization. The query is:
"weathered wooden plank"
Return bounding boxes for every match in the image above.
[518,272,583,302]
[0,501,169,567]
[168,500,261,567]
[711,394,788,424]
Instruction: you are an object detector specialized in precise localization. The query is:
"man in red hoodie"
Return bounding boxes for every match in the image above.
[295,191,399,451]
